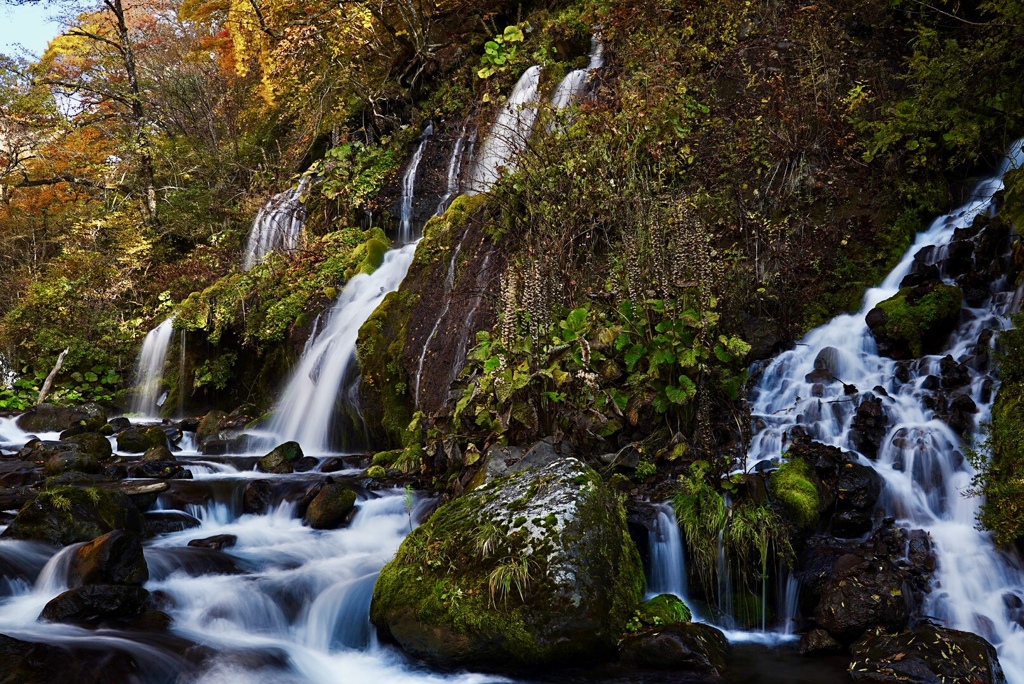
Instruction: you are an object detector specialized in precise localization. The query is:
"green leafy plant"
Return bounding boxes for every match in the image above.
[477,25,526,79]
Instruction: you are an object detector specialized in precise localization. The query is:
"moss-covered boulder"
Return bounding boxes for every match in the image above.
[849,624,1005,684]
[769,457,820,530]
[16,403,107,434]
[116,426,168,453]
[0,487,145,546]
[61,432,113,461]
[142,444,175,462]
[303,484,358,529]
[371,457,644,670]
[256,441,303,474]
[635,594,692,627]
[865,283,962,358]
[196,409,228,445]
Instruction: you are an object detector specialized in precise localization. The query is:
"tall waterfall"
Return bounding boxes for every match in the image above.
[130,317,176,416]
[436,129,468,216]
[746,138,1024,678]
[550,34,604,111]
[398,123,433,244]
[466,66,541,194]
[243,177,310,270]
[269,243,418,453]
[647,502,688,600]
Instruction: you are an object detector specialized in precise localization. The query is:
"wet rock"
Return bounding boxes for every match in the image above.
[0,634,142,683]
[178,417,201,432]
[939,354,971,389]
[618,623,728,676]
[142,444,175,462]
[814,555,911,642]
[371,458,643,669]
[293,456,319,472]
[947,392,978,435]
[304,483,358,530]
[320,457,349,473]
[125,461,190,479]
[907,530,935,572]
[866,284,963,359]
[188,534,237,550]
[899,262,940,289]
[41,443,103,477]
[107,416,131,432]
[833,462,883,537]
[39,584,150,625]
[116,426,168,453]
[943,239,975,277]
[60,432,113,460]
[799,627,843,655]
[849,396,887,459]
[144,510,201,535]
[16,403,107,434]
[196,410,228,446]
[804,347,841,384]
[849,624,1005,684]
[920,374,940,390]
[68,530,148,587]
[1,486,145,546]
[256,441,303,474]
[243,480,273,515]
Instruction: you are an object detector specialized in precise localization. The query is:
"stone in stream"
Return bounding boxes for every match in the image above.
[16,402,107,434]
[371,457,644,669]
[813,554,911,642]
[243,480,273,514]
[303,483,357,530]
[849,624,1005,684]
[39,584,150,625]
[68,530,149,587]
[188,534,237,550]
[145,510,201,535]
[618,622,728,676]
[256,441,303,474]
[116,426,168,453]
[1,486,146,546]
[142,444,175,462]
[0,633,142,683]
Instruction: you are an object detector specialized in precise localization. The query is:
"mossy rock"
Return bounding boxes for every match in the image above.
[196,410,228,445]
[142,445,175,463]
[769,457,820,529]
[849,624,1005,684]
[366,465,387,479]
[371,458,644,670]
[16,403,107,434]
[865,284,962,359]
[256,441,303,474]
[303,484,358,530]
[635,594,692,629]
[61,433,113,461]
[116,427,167,453]
[1,487,145,546]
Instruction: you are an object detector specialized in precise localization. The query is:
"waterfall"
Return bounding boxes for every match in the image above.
[130,317,176,416]
[436,129,468,216]
[466,66,542,194]
[177,329,187,418]
[243,177,310,270]
[647,503,688,600]
[269,242,418,454]
[399,123,433,244]
[745,138,1024,677]
[550,34,604,112]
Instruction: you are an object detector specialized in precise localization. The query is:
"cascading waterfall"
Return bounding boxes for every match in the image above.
[269,243,418,453]
[550,34,604,112]
[467,66,541,194]
[130,316,176,416]
[646,502,688,600]
[745,137,1024,677]
[399,123,434,244]
[436,129,468,216]
[178,329,187,418]
[243,177,310,270]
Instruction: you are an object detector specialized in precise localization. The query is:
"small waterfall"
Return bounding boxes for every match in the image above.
[130,317,176,416]
[243,177,310,270]
[746,137,1024,676]
[177,329,187,418]
[780,570,801,635]
[467,66,542,194]
[436,129,468,216]
[550,34,604,112]
[647,503,688,600]
[269,242,418,453]
[399,122,433,244]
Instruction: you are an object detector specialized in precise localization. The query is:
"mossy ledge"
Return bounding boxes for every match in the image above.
[370,457,644,671]
[866,283,963,359]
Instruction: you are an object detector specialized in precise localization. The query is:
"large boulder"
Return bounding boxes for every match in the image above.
[865,284,962,359]
[814,555,911,642]
[0,634,141,683]
[849,624,1005,683]
[256,442,303,474]
[67,530,148,587]
[116,426,168,453]
[0,487,145,546]
[371,458,644,669]
[618,623,728,676]
[16,403,107,434]
[39,584,150,625]
[303,483,358,530]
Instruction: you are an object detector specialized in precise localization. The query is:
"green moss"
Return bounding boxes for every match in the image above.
[635,594,692,627]
[366,465,387,479]
[770,457,820,529]
[874,284,963,357]
[1,486,143,545]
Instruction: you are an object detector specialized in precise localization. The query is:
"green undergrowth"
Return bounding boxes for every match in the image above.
[769,456,820,530]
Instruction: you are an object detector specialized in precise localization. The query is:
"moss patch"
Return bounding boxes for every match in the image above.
[770,457,820,530]
[634,594,692,628]
[869,284,963,357]
[1,487,144,546]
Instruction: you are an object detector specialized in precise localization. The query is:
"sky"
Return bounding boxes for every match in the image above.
[1,5,64,57]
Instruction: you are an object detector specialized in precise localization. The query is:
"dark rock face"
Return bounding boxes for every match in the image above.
[256,442,303,474]
[116,426,168,453]
[814,556,911,643]
[618,623,728,676]
[303,484,358,530]
[849,624,1005,684]
[243,480,273,515]
[144,510,201,535]
[188,534,237,550]
[68,530,148,587]
[16,403,107,434]
[804,346,842,384]
[799,627,842,655]
[849,395,887,459]
[371,458,644,670]
[1,487,145,546]
[39,584,150,625]
[0,634,142,683]
[833,462,883,536]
